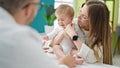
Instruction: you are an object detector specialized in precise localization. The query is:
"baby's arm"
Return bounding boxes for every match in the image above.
[42,27,59,45]
[47,26,62,39]
[51,30,64,47]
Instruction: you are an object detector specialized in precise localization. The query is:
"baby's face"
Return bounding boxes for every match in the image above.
[56,14,73,29]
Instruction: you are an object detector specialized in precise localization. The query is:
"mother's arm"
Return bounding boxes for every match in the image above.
[65,24,102,63]
[65,24,82,50]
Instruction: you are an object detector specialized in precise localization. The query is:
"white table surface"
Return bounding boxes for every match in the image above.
[45,53,120,68]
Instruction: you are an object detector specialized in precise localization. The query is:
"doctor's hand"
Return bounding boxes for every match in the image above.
[59,53,76,68]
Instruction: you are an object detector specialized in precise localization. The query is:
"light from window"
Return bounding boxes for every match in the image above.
[54,0,74,9]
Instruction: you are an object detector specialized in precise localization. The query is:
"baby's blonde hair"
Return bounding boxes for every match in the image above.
[55,4,74,17]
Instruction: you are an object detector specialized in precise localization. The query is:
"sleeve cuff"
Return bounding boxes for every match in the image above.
[77,43,91,59]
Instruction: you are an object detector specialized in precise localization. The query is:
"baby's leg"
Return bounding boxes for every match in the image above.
[53,45,65,59]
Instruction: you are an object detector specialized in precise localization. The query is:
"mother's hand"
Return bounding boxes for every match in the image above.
[59,53,76,68]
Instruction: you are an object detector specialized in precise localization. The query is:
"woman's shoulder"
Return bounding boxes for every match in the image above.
[73,22,83,33]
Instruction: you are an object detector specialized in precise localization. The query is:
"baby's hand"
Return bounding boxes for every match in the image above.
[43,35,49,40]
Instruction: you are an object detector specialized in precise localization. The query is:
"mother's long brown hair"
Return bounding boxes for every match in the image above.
[86,0,112,64]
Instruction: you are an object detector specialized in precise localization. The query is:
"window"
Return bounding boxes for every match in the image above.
[54,0,75,9]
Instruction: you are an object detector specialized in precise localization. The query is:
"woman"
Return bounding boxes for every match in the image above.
[65,0,112,65]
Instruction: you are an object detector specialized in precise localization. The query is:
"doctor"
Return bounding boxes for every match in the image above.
[0,0,76,68]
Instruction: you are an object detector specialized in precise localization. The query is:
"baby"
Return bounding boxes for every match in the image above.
[42,4,83,65]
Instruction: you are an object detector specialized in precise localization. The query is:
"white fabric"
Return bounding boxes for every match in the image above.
[74,22,87,43]
[60,37,74,54]
[77,43,97,63]
[47,19,63,39]
[0,7,68,68]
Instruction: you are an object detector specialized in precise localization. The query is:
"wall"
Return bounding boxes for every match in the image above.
[118,0,120,26]
[112,0,119,31]
[75,0,85,18]
[30,0,54,33]
[106,1,113,25]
